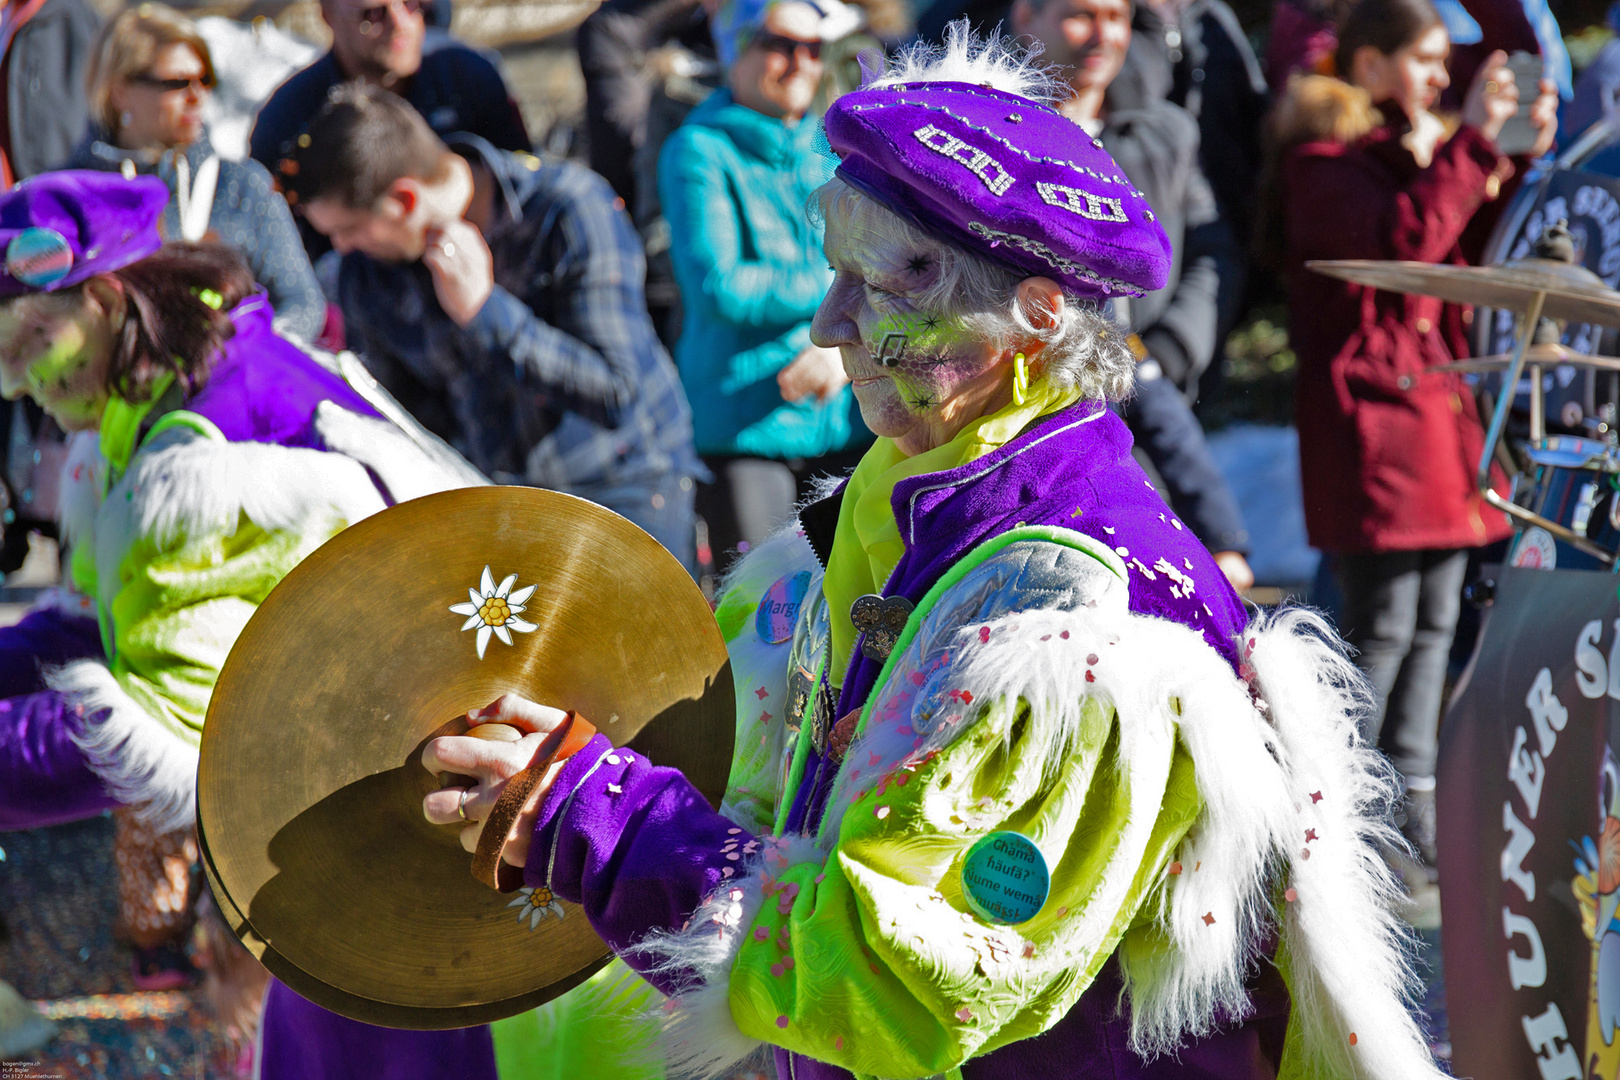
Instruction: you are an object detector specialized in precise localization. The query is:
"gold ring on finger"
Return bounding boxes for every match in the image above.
[1485,80,1500,93]
[457,789,470,820]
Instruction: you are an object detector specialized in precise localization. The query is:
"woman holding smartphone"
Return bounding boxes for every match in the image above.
[1265,0,1557,875]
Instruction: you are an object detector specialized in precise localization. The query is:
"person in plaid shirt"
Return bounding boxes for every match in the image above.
[289,82,704,568]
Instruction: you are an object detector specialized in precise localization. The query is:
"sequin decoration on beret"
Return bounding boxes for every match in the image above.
[0,171,169,298]
[823,81,1172,300]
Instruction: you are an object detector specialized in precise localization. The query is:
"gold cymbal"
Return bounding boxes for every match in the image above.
[1307,258,1620,326]
[197,487,734,1029]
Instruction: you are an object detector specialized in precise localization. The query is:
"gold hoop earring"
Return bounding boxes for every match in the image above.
[1011,352,1029,406]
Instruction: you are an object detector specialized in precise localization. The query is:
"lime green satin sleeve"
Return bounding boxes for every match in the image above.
[725,692,1202,1077]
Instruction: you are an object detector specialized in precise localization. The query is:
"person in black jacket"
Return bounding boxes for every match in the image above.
[1012,0,1254,588]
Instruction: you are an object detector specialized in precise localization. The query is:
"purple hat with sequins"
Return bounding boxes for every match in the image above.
[0,171,169,298]
[823,82,1171,300]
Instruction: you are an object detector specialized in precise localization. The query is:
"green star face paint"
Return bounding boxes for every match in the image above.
[813,190,1014,452]
[0,291,113,432]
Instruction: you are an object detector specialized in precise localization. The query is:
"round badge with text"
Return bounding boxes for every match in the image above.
[5,227,74,288]
[756,571,811,644]
[961,830,1050,925]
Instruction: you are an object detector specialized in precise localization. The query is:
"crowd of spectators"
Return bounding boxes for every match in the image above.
[0,0,1601,1053]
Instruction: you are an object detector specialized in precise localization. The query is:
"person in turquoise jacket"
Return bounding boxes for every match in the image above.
[660,0,870,571]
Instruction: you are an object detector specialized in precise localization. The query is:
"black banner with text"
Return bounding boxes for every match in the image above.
[1440,567,1620,1079]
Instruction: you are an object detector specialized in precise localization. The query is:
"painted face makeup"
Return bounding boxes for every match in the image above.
[0,292,113,432]
[812,195,1009,453]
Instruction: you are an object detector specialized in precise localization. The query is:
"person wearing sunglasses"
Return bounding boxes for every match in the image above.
[72,4,324,343]
[249,0,529,262]
[661,0,872,578]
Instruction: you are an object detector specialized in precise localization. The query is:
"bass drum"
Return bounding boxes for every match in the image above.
[1510,436,1620,572]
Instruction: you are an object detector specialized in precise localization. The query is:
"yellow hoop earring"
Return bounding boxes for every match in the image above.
[1012,352,1029,406]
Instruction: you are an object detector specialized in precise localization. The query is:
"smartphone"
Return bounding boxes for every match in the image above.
[1494,51,1546,156]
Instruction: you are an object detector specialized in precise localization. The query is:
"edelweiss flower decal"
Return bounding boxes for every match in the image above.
[450,566,538,659]
[508,886,565,930]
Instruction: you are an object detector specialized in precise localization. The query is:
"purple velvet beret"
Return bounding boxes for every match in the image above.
[0,171,169,298]
[823,81,1172,300]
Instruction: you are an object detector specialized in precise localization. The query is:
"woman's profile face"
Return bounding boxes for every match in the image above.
[811,195,1012,455]
[0,286,119,432]
[110,42,211,150]
[1353,24,1451,118]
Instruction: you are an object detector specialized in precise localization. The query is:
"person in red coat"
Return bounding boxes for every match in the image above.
[1272,0,1556,872]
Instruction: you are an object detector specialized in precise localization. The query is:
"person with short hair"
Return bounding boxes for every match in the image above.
[289,83,703,567]
[72,3,324,341]
[248,0,529,258]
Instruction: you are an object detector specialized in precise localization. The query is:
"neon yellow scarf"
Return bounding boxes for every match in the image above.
[823,379,1082,687]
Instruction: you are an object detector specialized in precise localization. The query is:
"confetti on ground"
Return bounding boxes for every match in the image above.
[955,1006,974,1022]
[1201,912,1216,926]
[1284,888,1298,903]
[1,817,241,1078]
[1169,862,1182,876]
[1349,1033,1358,1046]
[1310,791,1323,804]
[32,993,191,1021]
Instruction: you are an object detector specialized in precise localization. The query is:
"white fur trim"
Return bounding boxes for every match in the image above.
[49,659,198,833]
[713,527,823,836]
[868,20,1062,103]
[308,402,479,505]
[635,834,824,1078]
[1245,609,1438,1079]
[57,431,103,547]
[89,425,385,611]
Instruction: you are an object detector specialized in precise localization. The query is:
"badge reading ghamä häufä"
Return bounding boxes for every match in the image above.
[756,571,811,644]
[6,227,74,288]
[961,831,1050,925]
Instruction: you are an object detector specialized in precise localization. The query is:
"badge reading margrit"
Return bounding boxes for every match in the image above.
[757,571,811,644]
[961,830,1050,925]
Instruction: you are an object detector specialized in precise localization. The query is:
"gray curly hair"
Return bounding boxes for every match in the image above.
[813,24,1137,401]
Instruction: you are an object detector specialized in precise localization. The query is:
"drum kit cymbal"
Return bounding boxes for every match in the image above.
[1311,226,1620,564]
[197,487,735,1028]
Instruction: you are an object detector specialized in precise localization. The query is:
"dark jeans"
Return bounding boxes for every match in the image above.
[1334,548,1470,780]
[696,446,868,573]
[579,471,699,575]
[1120,373,1249,553]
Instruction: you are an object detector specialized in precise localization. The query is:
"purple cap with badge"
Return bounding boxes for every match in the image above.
[0,171,169,298]
[823,81,1172,300]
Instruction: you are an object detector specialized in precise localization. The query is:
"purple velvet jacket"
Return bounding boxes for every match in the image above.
[529,403,1290,1078]
[0,295,381,832]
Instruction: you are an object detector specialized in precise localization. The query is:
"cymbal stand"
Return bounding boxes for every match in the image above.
[1475,288,1617,564]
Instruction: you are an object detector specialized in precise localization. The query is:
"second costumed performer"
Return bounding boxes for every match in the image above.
[422,31,1444,1079]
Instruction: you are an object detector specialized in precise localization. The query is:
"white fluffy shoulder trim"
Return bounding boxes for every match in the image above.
[90,425,386,603]
[49,659,198,833]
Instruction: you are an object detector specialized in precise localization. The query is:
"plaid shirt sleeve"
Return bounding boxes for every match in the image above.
[462,169,661,431]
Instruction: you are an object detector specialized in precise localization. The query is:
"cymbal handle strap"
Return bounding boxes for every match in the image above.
[471,711,598,892]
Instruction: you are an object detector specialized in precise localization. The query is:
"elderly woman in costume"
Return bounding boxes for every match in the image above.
[0,171,481,1067]
[426,32,1443,1079]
